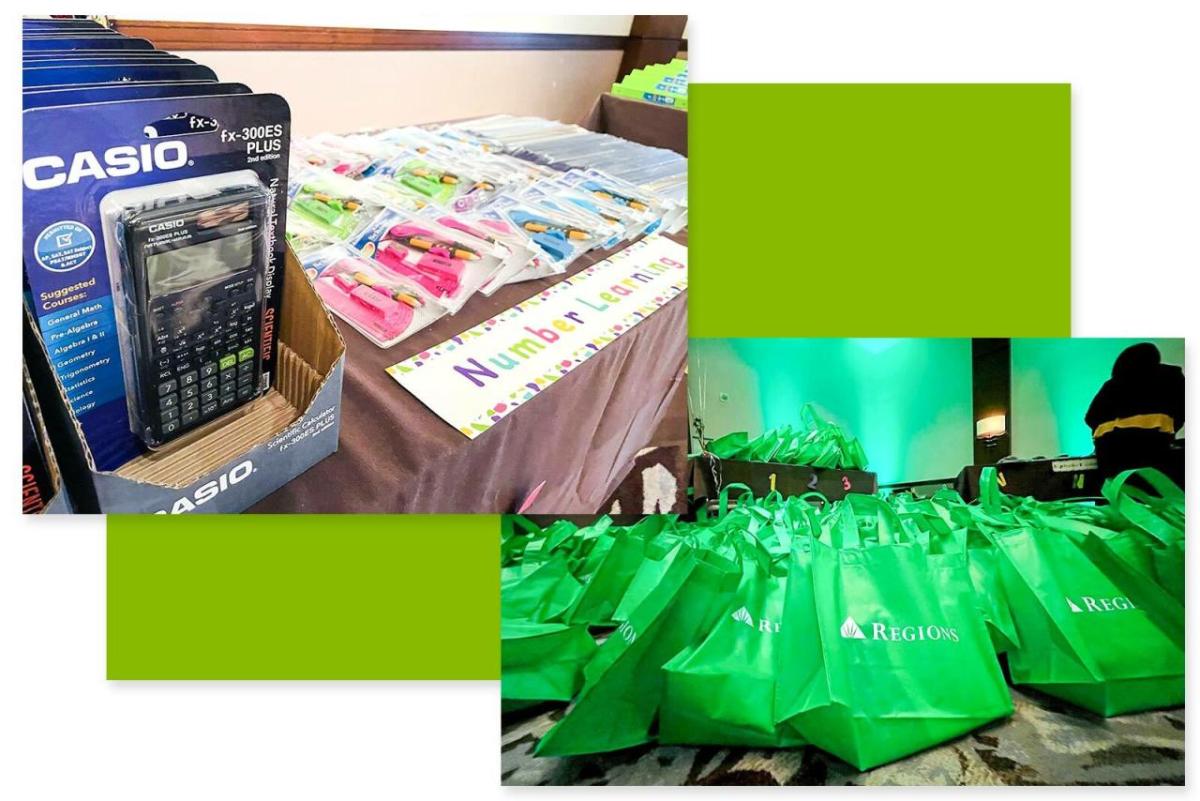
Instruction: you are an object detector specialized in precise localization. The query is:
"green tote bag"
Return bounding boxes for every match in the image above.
[501,620,598,704]
[534,546,741,756]
[1103,468,1185,601]
[776,501,1012,771]
[660,539,806,748]
[991,522,1184,716]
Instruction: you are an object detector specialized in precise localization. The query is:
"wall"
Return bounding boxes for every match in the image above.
[689,338,974,484]
[134,14,634,135]
[176,49,624,135]
[1011,337,1185,459]
[131,13,634,35]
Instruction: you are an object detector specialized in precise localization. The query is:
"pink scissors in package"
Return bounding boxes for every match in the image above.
[314,259,423,343]
[372,223,482,298]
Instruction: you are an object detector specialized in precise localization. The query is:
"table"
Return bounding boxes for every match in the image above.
[252,232,688,513]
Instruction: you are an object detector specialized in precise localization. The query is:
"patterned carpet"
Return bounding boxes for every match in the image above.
[501,690,1184,786]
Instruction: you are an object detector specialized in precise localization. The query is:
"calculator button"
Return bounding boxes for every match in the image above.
[180,370,199,387]
[160,406,180,423]
[237,372,254,388]
[157,378,178,397]
[219,354,237,371]
[181,410,200,427]
[200,390,218,405]
[181,384,199,400]
[237,385,254,401]
[219,367,236,384]
[237,361,254,377]
[162,420,180,436]
[201,401,219,418]
[201,376,219,392]
[218,394,236,410]
[220,381,237,397]
[237,346,255,363]
[181,395,200,413]
[201,362,218,378]
[158,393,179,411]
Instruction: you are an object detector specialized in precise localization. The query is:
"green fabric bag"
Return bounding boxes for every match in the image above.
[607,486,748,623]
[660,536,806,748]
[500,553,584,624]
[562,528,648,626]
[908,492,1021,654]
[1102,468,1185,601]
[534,547,741,756]
[776,499,1012,770]
[501,620,598,703]
[698,404,868,470]
[990,520,1184,716]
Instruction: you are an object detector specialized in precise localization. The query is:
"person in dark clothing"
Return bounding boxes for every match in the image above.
[1085,343,1184,481]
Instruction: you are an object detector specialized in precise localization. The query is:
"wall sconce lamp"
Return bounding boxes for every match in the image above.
[975,413,1007,445]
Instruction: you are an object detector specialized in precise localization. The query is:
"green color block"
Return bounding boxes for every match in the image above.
[218,354,236,371]
[106,84,1072,680]
[107,515,499,679]
[689,84,1071,337]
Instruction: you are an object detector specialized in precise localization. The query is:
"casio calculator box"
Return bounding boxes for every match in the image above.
[22,361,72,514]
[25,246,346,514]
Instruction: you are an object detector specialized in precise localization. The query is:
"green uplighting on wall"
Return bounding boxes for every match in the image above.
[689,337,1185,486]
[690,338,974,484]
[1010,337,1185,459]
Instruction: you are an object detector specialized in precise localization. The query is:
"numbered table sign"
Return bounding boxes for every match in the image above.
[692,457,877,503]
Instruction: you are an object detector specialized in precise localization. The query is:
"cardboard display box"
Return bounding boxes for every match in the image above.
[581,92,687,157]
[22,362,71,513]
[692,455,878,504]
[24,246,346,513]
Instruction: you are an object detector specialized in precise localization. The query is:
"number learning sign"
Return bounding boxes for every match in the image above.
[386,236,688,438]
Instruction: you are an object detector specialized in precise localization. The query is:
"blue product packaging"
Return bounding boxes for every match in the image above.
[23,64,219,87]
[23,18,109,31]
[21,57,196,69]
[23,94,291,471]
[24,83,252,110]
[23,36,155,51]
[23,79,215,95]
[24,50,177,60]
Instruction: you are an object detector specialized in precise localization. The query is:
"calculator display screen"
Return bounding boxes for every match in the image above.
[145,232,253,298]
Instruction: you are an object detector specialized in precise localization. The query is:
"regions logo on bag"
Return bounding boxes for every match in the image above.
[839,614,959,643]
[730,606,781,633]
[840,616,866,639]
[1066,595,1138,613]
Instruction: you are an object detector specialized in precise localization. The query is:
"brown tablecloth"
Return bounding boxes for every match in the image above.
[251,232,688,514]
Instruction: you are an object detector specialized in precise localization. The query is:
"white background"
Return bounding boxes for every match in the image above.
[6,2,1198,797]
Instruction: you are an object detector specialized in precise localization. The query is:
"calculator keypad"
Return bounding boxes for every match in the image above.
[149,282,261,442]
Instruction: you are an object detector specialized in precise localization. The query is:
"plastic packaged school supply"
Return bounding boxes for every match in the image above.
[351,209,506,313]
[288,168,380,241]
[302,245,445,348]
